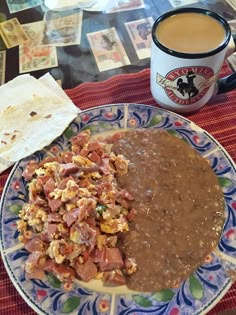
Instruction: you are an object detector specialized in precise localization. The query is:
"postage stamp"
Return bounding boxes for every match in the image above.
[106,0,145,13]
[22,21,45,47]
[228,19,236,32]
[228,53,236,70]
[19,45,58,73]
[19,20,58,73]
[41,8,83,46]
[0,18,28,48]
[0,36,7,51]
[87,27,131,72]
[225,0,236,11]
[0,50,6,85]
[6,0,41,13]
[125,17,154,59]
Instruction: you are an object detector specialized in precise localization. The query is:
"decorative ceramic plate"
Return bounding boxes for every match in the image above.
[1,104,236,315]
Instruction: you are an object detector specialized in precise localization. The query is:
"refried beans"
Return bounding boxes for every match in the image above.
[112,129,225,292]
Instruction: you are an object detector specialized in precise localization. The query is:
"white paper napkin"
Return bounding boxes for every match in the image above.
[0,73,80,173]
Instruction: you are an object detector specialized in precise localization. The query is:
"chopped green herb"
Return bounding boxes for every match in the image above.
[96,204,107,215]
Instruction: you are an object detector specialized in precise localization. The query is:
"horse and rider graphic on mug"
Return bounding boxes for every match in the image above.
[176,71,198,99]
[156,66,219,106]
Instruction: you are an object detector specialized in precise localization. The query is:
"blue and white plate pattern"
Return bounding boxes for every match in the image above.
[1,104,236,315]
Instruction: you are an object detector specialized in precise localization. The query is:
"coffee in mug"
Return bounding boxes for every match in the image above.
[155,13,225,53]
[150,8,236,113]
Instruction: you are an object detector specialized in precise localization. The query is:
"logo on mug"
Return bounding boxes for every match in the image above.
[156,66,218,105]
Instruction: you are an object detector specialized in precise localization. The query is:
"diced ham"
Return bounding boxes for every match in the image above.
[58,241,78,256]
[46,223,58,239]
[32,195,47,206]
[77,198,96,221]
[99,248,124,271]
[61,151,75,163]
[25,268,45,280]
[70,130,90,147]
[79,179,91,188]
[101,182,113,191]
[90,248,105,263]
[27,251,42,264]
[25,237,45,253]
[120,189,133,201]
[40,224,58,242]
[77,206,87,223]
[79,165,99,173]
[43,178,55,197]
[102,270,126,285]
[25,251,43,273]
[39,156,62,167]
[84,217,96,227]
[99,158,113,175]
[48,213,63,222]
[70,222,97,253]
[57,176,74,189]
[116,189,133,209]
[69,197,79,205]
[96,182,113,195]
[37,175,51,185]
[116,196,129,209]
[64,208,80,227]
[96,148,104,157]
[89,151,101,164]
[76,222,97,251]
[40,232,50,242]
[81,249,90,263]
[75,258,97,282]
[48,198,63,212]
[71,145,81,155]
[126,208,137,222]
[59,163,79,176]
[106,235,118,247]
[79,148,89,157]
[22,162,39,181]
[110,131,123,142]
[104,132,123,144]
[87,141,102,152]
[44,259,75,282]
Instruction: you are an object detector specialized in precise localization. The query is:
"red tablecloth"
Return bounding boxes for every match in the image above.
[0,63,236,315]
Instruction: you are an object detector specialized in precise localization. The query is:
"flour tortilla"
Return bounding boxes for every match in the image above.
[0,74,79,173]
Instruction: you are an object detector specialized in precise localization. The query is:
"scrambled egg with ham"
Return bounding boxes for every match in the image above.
[17,129,136,289]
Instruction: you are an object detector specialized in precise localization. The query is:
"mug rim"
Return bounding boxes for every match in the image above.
[152,7,232,59]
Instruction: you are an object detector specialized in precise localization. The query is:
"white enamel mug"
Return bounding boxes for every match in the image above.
[150,8,236,113]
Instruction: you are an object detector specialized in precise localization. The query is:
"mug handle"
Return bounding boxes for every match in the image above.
[217,33,236,94]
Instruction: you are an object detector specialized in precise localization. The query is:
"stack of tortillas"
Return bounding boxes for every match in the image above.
[0,73,79,173]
